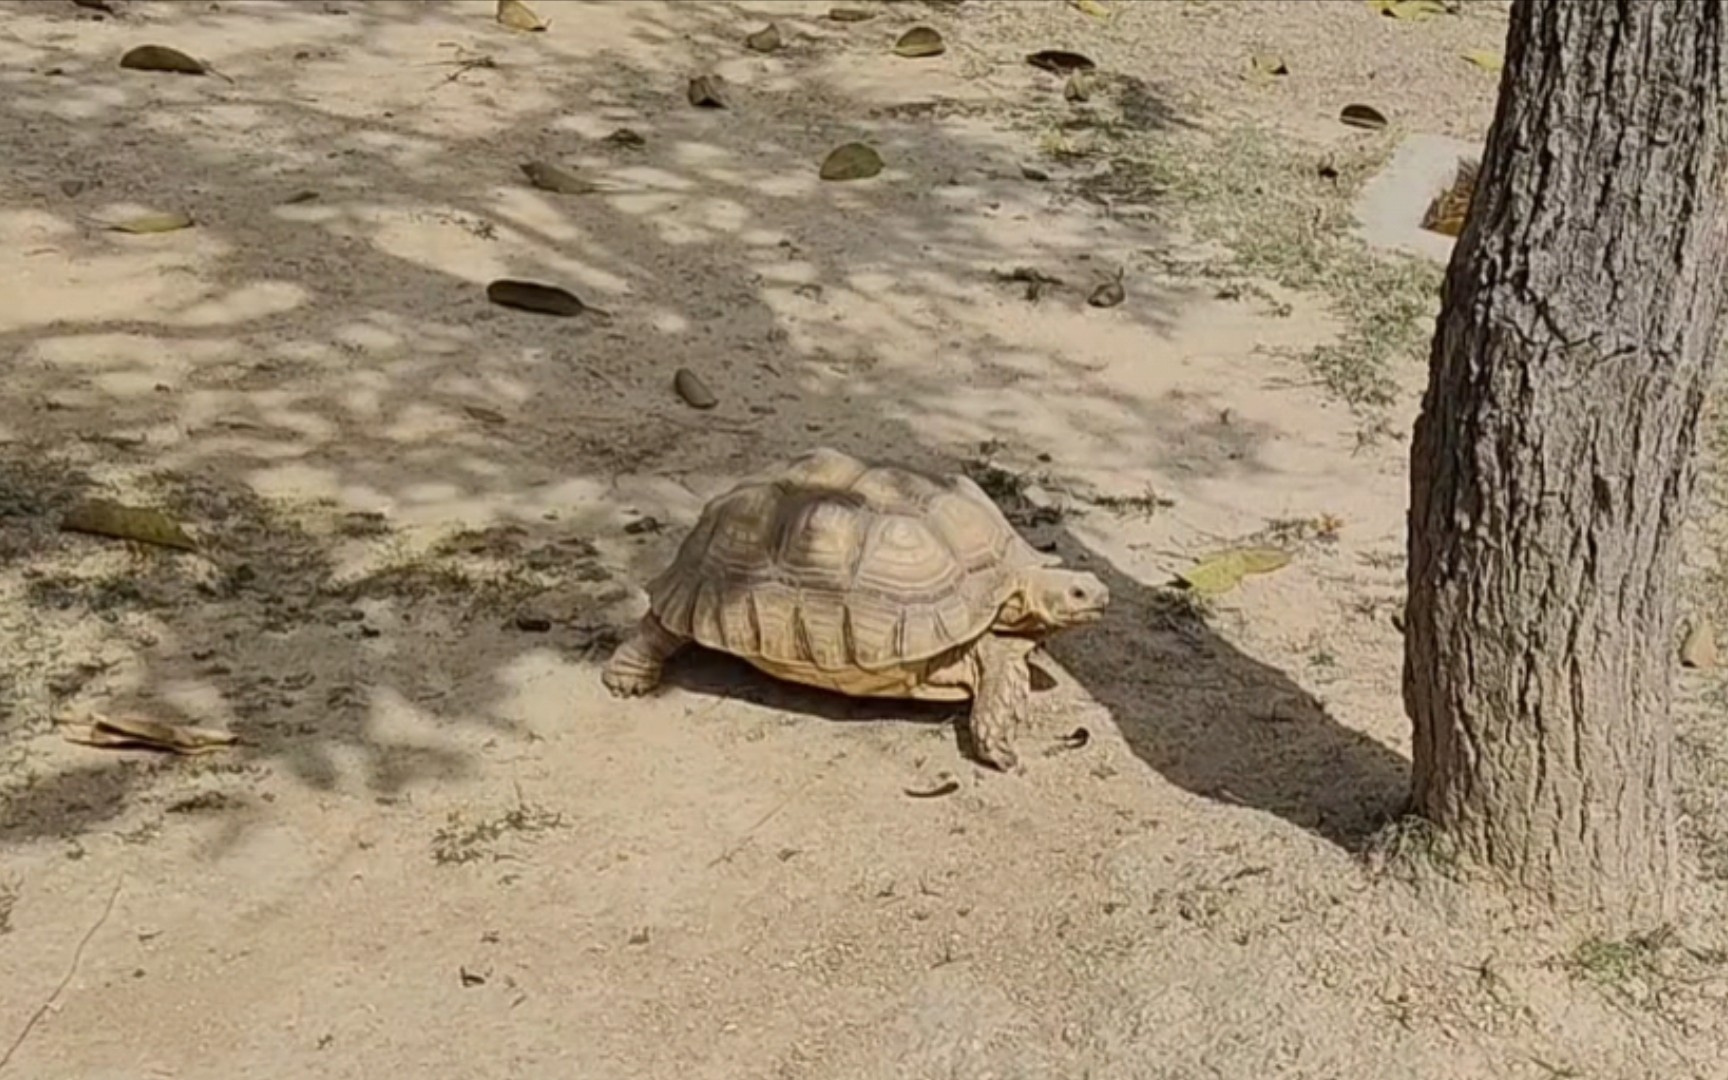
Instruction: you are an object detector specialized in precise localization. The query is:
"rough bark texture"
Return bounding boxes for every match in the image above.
[1405,0,1728,931]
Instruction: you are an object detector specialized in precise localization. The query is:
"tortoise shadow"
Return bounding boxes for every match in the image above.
[1039,525,1412,848]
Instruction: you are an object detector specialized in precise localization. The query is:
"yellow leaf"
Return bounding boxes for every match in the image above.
[105,211,195,234]
[1371,0,1448,19]
[61,713,238,756]
[893,26,946,58]
[496,0,548,32]
[1462,49,1503,72]
[60,499,198,549]
[819,142,884,181]
[1067,0,1111,17]
[1174,547,1291,597]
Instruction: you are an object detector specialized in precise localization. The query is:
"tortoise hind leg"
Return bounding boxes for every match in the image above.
[602,614,690,697]
[961,634,1036,773]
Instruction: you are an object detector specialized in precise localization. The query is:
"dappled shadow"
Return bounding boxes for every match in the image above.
[0,0,1405,852]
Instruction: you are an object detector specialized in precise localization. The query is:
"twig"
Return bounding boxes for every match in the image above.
[0,878,122,1073]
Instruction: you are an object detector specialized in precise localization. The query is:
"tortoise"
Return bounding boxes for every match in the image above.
[601,447,1111,771]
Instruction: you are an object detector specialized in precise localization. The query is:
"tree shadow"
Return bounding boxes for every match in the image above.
[0,0,1409,853]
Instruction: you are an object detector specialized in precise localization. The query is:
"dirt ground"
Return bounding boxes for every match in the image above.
[3,1,1728,1077]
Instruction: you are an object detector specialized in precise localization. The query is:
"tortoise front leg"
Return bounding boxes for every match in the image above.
[964,634,1036,773]
[602,613,690,697]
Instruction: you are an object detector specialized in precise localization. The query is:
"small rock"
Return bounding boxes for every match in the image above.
[1020,164,1050,182]
[1681,619,1717,669]
[514,612,553,633]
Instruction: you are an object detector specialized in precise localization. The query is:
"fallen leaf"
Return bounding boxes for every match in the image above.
[61,713,237,755]
[819,141,883,181]
[1174,547,1291,597]
[1376,0,1449,19]
[280,189,320,204]
[61,499,197,551]
[603,127,646,148]
[1021,163,1050,181]
[688,74,727,108]
[1063,73,1093,102]
[73,0,118,13]
[119,44,209,76]
[1420,156,1478,237]
[893,26,946,58]
[1087,274,1125,308]
[464,404,507,425]
[1249,53,1288,77]
[1340,103,1389,130]
[104,211,195,234]
[519,160,599,194]
[827,5,875,21]
[744,23,783,52]
[1683,620,1718,670]
[1027,49,1096,75]
[486,279,589,317]
[1067,0,1110,17]
[673,368,718,409]
[1044,726,1091,756]
[903,778,960,799]
[495,0,547,31]
[1462,48,1503,72]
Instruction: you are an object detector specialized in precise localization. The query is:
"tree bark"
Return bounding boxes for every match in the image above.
[1405,0,1728,931]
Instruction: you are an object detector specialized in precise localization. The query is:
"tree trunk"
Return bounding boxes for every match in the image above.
[1404,0,1728,931]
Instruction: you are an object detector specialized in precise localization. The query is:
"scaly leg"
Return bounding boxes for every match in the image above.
[601,614,690,696]
[964,635,1036,773]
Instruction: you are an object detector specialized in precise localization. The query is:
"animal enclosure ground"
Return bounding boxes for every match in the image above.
[2,1,1727,1078]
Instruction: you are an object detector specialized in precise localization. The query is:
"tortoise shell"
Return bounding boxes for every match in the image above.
[646,448,1048,673]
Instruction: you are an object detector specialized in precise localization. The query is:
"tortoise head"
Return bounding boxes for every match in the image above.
[998,567,1110,633]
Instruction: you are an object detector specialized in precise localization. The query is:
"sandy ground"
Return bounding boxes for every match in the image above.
[3,1,1727,1077]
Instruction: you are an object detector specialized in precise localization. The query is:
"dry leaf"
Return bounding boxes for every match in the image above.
[827,5,876,21]
[674,368,718,410]
[1087,275,1125,308]
[1366,0,1448,18]
[486,279,589,317]
[819,141,883,181]
[1340,103,1388,130]
[744,23,783,52]
[688,74,727,108]
[280,189,320,204]
[105,211,195,234]
[603,127,646,148]
[893,26,946,58]
[119,44,209,76]
[1174,547,1291,597]
[464,404,507,425]
[1462,48,1503,72]
[1067,0,1110,17]
[61,713,238,756]
[1027,49,1096,75]
[74,0,119,12]
[1683,620,1718,670]
[1420,156,1478,237]
[520,160,599,194]
[1249,53,1289,77]
[61,499,197,551]
[1063,73,1093,102]
[496,0,548,31]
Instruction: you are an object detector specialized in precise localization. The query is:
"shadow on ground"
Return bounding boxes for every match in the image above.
[0,0,1407,850]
